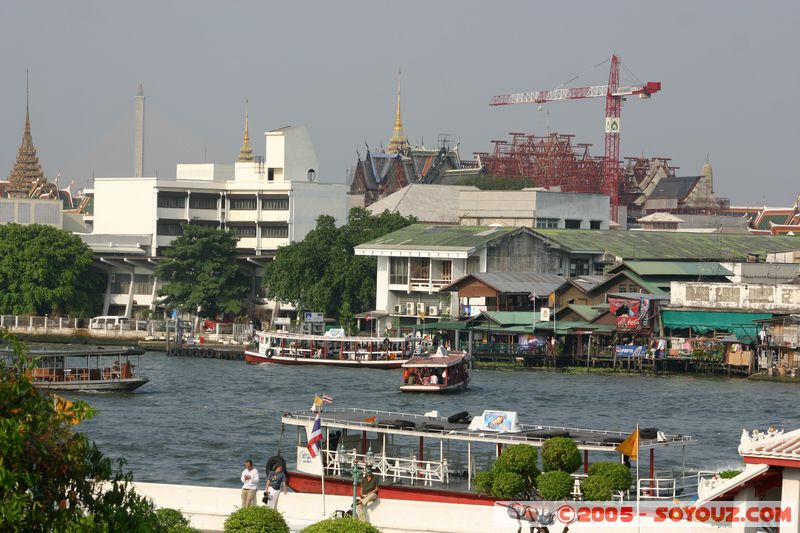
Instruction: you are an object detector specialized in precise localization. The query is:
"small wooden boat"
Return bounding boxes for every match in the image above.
[5,346,149,392]
[400,351,470,393]
[244,330,415,369]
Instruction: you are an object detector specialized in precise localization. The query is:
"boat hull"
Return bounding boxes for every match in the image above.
[285,470,495,506]
[244,351,404,369]
[400,382,468,393]
[33,378,149,392]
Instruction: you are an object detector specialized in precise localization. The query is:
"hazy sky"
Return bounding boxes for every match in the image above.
[1,1,798,205]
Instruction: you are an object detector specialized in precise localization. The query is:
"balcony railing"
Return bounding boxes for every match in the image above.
[409,277,452,291]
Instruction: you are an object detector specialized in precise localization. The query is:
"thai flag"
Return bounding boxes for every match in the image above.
[322,394,334,404]
[307,414,323,458]
[528,291,537,302]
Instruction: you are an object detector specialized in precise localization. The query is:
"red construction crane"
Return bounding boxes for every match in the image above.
[490,55,661,222]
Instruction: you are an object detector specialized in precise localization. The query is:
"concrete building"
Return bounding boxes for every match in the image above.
[367,184,610,229]
[670,281,800,313]
[88,121,346,317]
[0,197,63,227]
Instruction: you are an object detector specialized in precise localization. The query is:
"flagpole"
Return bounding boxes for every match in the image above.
[636,423,641,533]
[320,394,326,517]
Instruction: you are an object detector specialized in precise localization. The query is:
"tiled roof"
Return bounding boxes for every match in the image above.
[444,272,565,296]
[367,184,477,223]
[740,428,800,462]
[649,176,701,200]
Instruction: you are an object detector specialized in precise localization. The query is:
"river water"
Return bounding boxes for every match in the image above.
[74,352,800,489]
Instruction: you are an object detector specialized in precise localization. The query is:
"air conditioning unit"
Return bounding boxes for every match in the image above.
[110,274,116,283]
[394,305,402,314]
[406,302,415,316]
[417,302,426,314]
[429,306,439,316]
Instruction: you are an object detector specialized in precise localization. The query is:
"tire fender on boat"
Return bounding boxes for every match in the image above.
[447,411,470,424]
[266,455,287,475]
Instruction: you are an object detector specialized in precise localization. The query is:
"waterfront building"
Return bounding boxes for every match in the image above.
[87,113,346,317]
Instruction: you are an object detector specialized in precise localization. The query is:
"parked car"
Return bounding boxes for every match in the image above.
[89,316,130,330]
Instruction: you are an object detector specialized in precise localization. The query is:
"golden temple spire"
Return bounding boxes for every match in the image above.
[7,70,46,198]
[238,99,254,162]
[387,69,407,154]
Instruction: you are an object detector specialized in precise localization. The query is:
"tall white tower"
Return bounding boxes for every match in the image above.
[134,83,145,177]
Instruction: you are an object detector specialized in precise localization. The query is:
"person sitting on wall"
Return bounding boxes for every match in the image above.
[356,469,379,521]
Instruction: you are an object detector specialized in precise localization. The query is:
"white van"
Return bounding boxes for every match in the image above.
[89,316,130,330]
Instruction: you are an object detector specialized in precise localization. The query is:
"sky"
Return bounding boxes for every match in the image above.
[1,1,798,205]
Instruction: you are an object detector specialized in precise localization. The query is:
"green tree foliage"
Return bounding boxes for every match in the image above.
[473,444,539,499]
[301,517,382,533]
[536,471,574,500]
[156,225,249,318]
[156,508,200,531]
[223,506,289,533]
[0,331,162,532]
[587,462,632,492]
[581,475,613,501]
[541,437,582,474]
[263,208,415,318]
[719,469,742,479]
[0,224,104,316]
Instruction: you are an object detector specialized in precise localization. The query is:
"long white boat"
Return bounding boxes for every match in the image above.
[244,330,416,369]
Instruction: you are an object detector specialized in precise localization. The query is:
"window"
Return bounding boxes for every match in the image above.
[466,256,480,274]
[590,220,602,230]
[229,225,256,237]
[111,274,131,294]
[157,194,186,209]
[190,220,219,228]
[261,224,289,238]
[157,221,184,236]
[268,168,275,181]
[262,197,289,210]
[190,195,217,210]
[536,218,559,229]
[389,258,409,285]
[229,198,257,210]
[564,219,582,229]
[618,285,627,293]
[133,274,155,295]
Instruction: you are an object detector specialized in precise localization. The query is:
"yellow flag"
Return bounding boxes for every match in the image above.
[615,426,639,461]
[314,395,323,408]
[54,394,80,425]
[548,292,556,307]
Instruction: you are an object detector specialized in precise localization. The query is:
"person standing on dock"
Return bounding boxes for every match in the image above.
[240,459,259,508]
[265,464,286,509]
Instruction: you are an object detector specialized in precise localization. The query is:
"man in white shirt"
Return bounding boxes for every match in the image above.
[240,459,259,508]
[430,373,439,385]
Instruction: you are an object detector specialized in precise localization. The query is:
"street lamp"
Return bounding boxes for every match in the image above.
[348,449,360,517]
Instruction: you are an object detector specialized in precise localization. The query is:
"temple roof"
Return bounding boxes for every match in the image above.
[238,101,254,162]
[6,75,46,198]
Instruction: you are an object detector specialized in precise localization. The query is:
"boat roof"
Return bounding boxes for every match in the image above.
[258,331,411,343]
[281,407,696,452]
[0,346,143,358]
[402,354,467,368]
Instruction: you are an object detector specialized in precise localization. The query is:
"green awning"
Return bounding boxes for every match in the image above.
[411,320,469,331]
[660,310,771,342]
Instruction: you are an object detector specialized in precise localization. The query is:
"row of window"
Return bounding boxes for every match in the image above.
[157,194,289,211]
[111,274,156,295]
[157,222,288,238]
[535,218,603,230]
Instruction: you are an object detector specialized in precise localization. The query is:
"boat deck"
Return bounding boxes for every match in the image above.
[282,407,695,451]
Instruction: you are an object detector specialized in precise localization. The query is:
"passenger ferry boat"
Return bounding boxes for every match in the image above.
[244,330,415,369]
[400,351,470,393]
[4,346,148,392]
[276,407,697,506]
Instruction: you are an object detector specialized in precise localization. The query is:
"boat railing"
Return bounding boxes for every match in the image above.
[323,448,451,486]
[637,476,677,499]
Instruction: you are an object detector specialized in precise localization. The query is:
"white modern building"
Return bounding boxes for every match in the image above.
[88,123,347,317]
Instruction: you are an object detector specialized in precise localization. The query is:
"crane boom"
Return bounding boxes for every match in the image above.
[490,82,661,106]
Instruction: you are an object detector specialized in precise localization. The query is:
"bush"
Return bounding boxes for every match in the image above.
[536,471,574,500]
[157,508,190,529]
[302,517,382,532]
[719,469,742,479]
[541,437,582,474]
[171,526,203,533]
[224,506,290,533]
[587,462,632,492]
[494,445,540,486]
[581,475,613,501]
[490,471,526,499]
[473,470,495,496]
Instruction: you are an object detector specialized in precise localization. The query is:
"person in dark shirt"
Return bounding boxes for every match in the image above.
[356,469,379,520]
[265,465,286,509]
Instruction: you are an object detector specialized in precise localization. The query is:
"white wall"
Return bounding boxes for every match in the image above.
[290,181,347,242]
[93,178,157,235]
[671,281,800,311]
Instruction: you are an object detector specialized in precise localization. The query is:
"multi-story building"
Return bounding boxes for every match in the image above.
[88,122,346,317]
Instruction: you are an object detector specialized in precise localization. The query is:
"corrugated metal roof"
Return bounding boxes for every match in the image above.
[609,261,734,277]
[367,184,477,224]
[460,272,565,295]
[357,224,519,251]
[536,230,800,260]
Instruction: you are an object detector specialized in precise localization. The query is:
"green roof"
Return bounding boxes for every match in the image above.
[564,304,604,322]
[469,311,544,326]
[608,261,733,277]
[411,319,469,331]
[660,310,772,342]
[593,270,667,297]
[535,230,799,261]
[756,214,790,230]
[356,224,518,252]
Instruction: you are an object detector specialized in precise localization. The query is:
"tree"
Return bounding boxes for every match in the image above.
[0,331,164,531]
[263,208,415,319]
[0,224,104,316]
[302,517,382,532]
[472,444,540,499]
[587,462,632,492]
[536,471,574,500]
[156,225,249,318]
[541,437,582,474]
